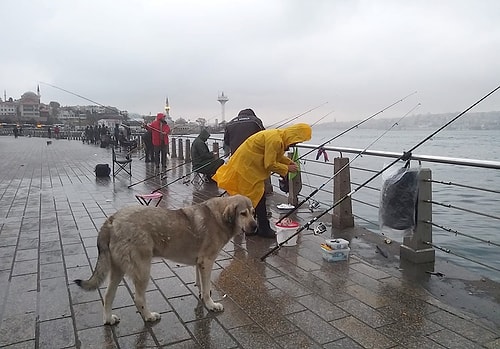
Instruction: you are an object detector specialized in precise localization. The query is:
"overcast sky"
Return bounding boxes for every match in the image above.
[2,0,500,125]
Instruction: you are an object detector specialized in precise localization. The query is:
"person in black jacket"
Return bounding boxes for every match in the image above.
[191,128,224,177]
[223,108,264,154]
[224,108,273,195]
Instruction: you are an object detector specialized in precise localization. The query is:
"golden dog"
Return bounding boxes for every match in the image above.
[74,194,257,325]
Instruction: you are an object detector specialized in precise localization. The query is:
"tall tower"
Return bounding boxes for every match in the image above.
[217,91,229,122]
[165,96,170,117]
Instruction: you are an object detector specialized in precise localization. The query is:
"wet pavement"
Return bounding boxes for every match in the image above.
[0,135,499,349]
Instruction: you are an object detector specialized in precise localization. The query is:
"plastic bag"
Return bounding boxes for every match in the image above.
[379,162,420,233]
[279,176,289,193]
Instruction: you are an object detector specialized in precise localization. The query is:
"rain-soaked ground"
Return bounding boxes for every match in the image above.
[0,135,498,348]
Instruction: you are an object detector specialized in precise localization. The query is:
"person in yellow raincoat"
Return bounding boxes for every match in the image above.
[213,123,312,238]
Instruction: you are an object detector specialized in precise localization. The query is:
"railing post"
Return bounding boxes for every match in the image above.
[332,157,354,228]
[171,137,177,158]
[400,168,435,263]
[178,138,184,160]
[185,139,191,162]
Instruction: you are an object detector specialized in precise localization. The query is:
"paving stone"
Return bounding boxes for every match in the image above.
[39,250,63,264]
[185,316,237,348]
[286,310,344,344]
[0,313,36,347]
[3,277,37,316]
[346,283,390,309]
[332,316,395,348]
[149,312,192,346]
[427,328,485,349]
[14,248,38,261]
[350,261,392,280]
[430,310,498,343]
[0,339,36,348]
[322,337,364,349]
[112,306,151,337]
[268,276,312,298]
[39,276,71,320]
[268,288,307,315]
[11,260,38,276]
[230,324,282,349]
[155,276,192,299]
[296,293,348,322]
[275,329,323,348]
[336,298,395,328]
[38,317,75,349]
[77,326,118,348]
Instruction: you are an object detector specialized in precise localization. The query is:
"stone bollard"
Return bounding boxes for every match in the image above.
[400,168,435,263]
[332,157,354,228]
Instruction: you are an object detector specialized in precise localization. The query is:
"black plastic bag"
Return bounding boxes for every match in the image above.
[379,163,419,231]
[279,176,289,193]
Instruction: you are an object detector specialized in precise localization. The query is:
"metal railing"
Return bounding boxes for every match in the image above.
[296,142,500,279]
[169,135,500,281]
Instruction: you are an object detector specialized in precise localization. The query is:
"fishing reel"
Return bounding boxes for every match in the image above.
[313,222,327,235]
[309,199,320,212]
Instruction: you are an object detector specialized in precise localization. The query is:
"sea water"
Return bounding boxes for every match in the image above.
[306,128,500,282]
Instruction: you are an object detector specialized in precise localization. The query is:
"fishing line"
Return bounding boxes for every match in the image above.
[311,110,335,127]
[151,153,230,193]
[296,91,417,161]
[269,102,329,129]
[40,81,188,133]
[278,102,421,224]
[261,84,500,260]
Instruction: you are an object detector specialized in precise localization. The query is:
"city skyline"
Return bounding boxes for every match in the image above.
[1,1,500,125]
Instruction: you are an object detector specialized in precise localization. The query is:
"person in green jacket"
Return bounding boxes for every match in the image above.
[191,128,224,178]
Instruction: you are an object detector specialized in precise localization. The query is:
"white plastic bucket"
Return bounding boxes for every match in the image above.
[275,220,299,246]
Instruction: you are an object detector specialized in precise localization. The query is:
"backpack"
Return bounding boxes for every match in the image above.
[95,164,111,177]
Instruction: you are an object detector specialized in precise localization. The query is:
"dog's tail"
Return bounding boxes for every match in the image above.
[74,217,113,290]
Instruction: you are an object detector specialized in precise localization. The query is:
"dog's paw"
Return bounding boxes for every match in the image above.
[144,312,161,322]
[104,314,120,325]
[206,301,224,312]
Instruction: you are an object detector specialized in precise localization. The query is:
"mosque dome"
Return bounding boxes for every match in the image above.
[20,91,39,102]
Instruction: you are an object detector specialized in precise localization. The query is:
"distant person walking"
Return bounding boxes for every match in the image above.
[54,125,60,139]
[47,126,52,139]
[213,123,312,238]
[13,126,19,138]
[147,113,171,169]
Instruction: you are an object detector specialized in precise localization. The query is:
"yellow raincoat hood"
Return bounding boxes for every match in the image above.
[213,123,312,206]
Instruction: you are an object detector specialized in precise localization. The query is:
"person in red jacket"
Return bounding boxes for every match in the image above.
[147,113,171,168]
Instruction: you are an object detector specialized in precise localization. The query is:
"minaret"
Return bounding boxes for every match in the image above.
[165,96,170,117]
[217,91,229,122]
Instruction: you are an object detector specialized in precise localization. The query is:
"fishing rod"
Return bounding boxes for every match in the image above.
[270,102,329,129]
[261,84,500,261]
[295,91,417,161]
[277,103,421,224]
[151,153,230,193]
[311,110,335,127]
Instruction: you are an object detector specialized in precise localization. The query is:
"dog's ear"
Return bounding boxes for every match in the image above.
[222,202,237,225]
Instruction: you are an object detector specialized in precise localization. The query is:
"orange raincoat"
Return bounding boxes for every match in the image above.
[213,123,312,207]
